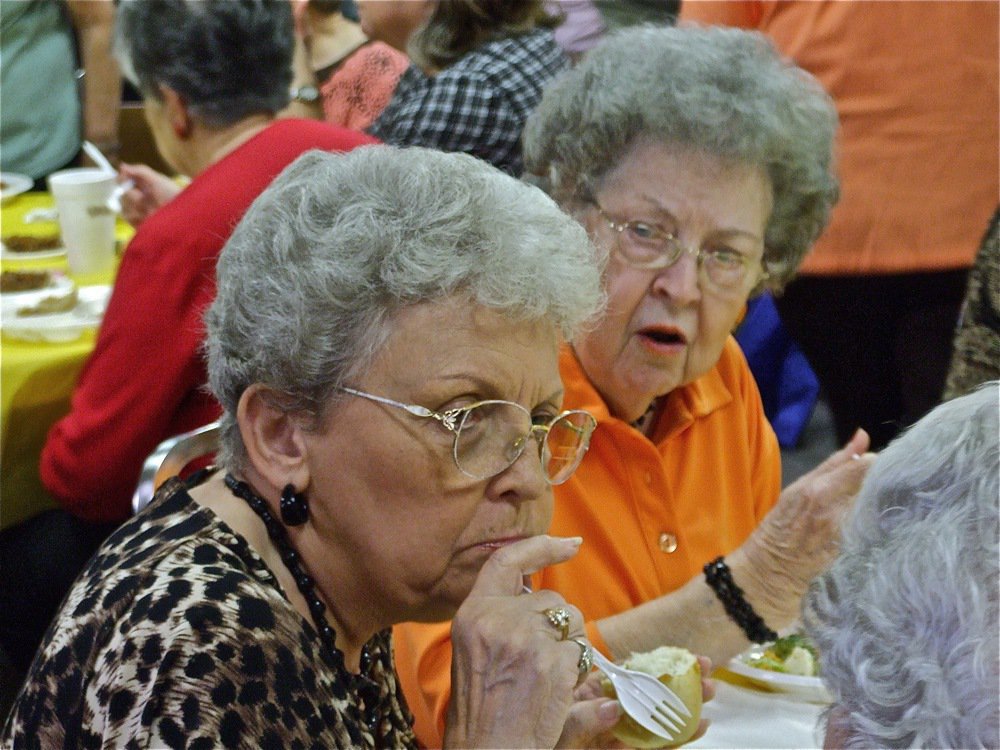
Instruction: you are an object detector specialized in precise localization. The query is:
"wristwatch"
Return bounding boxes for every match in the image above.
[290,84,320,104]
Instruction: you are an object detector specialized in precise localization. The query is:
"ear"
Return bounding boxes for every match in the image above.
[237,384,311,492]
[158,84,192,139]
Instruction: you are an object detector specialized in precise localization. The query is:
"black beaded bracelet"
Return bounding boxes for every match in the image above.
[703,556,778,644]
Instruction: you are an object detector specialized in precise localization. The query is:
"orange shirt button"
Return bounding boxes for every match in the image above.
[644,472,653,486]
[658,532,678,553]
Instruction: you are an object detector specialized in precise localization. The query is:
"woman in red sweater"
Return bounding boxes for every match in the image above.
[0,0,374,683]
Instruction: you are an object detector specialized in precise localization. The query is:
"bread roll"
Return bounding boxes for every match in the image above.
[601,646,702,748]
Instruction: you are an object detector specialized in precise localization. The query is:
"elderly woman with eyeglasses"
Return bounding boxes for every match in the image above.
[2,146,627,748]
[393,25,877,746]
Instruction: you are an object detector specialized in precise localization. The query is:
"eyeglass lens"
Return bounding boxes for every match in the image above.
[453,402,593,484]
[621,230,749,287]
[542,411,595,483]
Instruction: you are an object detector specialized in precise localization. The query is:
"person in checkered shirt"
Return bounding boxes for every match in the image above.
[363,0,568,175]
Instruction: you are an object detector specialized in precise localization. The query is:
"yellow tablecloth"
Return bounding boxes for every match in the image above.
[1,191,131,529]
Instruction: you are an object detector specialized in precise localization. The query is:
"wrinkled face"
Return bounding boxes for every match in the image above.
[302,297,563,622]
[356,0,435,52]
[572,139,773,422]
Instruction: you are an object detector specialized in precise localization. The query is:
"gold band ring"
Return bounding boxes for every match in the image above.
[542,606,571,640]
[570,637,594,675]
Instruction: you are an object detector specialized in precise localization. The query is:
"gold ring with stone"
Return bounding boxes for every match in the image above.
[570,637,594,675]
[542,606,571,640]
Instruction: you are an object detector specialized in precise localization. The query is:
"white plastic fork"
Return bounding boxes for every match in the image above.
[517,585,690,740]
[589,648,691,741]
[106,179,134,214]
[82,140,133,213]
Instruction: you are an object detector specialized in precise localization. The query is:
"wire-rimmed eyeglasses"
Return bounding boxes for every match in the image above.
[338,387,597,484]
[593,200,768,289]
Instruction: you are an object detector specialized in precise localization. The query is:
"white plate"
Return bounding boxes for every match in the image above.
[1,285,110,343]
[1,273,75,313]
[0,172,33,203]
[727,644,831,704]
[1,240,67,261]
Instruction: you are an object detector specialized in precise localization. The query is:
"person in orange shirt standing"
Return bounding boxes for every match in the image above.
[680,0,999,451]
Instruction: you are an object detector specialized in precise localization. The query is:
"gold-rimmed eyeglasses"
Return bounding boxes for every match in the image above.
[593,200,768,289]
[338,387,597,484]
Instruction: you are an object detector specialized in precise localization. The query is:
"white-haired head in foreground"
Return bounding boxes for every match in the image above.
[804,381,999,748]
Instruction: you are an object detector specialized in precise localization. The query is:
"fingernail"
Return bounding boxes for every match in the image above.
[599,699,621,721]
[561,536,583,548]
[851,453,861,460]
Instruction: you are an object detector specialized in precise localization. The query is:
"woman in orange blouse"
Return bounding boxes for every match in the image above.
[393,25,874,746]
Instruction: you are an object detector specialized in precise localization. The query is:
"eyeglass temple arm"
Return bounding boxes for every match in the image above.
[339,386,437,419]
[339,386,470,433]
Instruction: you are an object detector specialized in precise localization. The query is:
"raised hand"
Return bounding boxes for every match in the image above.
[737,428,875,625]
[117,162,183,229]
[445,535,621,749]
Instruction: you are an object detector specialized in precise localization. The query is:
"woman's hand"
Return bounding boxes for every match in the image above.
[556,673,625,749]
[444,535,621,749]
[689,654,715,744]
[118,163,182,228]
[557,654,716,748]
[734,428,875,625]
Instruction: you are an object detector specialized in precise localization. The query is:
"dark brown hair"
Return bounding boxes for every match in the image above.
[410,0,558,71]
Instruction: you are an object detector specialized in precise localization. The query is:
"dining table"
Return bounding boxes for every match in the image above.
[1,190,131,531]
[689,667,828,748]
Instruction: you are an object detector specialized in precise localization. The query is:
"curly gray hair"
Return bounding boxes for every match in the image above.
[205,145,605,470]
[803,382,1000,748]
[522,24,839,291]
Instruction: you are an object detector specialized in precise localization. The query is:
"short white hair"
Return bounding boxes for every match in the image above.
[804,382,1000,748]
[206,145,605,471]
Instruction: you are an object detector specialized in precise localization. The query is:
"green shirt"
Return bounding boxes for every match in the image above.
[0,0,81,178]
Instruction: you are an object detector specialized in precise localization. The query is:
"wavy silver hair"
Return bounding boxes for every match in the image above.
[205,145,605,470]
[522,24,839,292]
[803,382,1000,748]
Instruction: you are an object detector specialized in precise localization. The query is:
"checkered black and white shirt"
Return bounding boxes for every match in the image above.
[369,28,568,175]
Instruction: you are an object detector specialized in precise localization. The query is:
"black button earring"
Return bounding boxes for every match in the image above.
[280,483,309,526]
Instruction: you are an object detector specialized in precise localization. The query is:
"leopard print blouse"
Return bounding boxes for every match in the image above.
[2,478,416,749]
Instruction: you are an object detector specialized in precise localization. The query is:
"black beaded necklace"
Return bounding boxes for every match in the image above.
[223,473,384,738]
